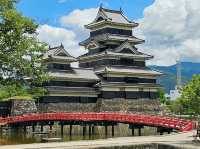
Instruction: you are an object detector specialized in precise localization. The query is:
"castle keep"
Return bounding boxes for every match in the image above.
[39,7,162,114]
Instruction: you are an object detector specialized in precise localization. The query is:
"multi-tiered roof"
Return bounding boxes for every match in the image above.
[44,44,77,64]
[79,7,162,100]
[79,7,157,66]
[80,7,144,49]
[41,44,100,104]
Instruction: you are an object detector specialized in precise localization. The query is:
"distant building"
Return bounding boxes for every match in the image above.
[165,60,182,100]
[39,7,163,114]
[166,86,181,100]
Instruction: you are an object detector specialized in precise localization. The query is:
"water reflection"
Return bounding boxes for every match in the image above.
[0,124,159,145]
[93,144,182,149]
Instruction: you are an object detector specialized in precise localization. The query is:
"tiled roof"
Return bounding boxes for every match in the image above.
[45,86,99,97]
[79,33,144,46]
[101,8,131,24]
[48,68,100,81]
[46,86,98,93]
[107,51,153,59]
[78,41,153,59]
[85,7,138,28]
[97,81,162,89]
[95,66,163,76]
[78,50,153,60]
[43,44,77,62]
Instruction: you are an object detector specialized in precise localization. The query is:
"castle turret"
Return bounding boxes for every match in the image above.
[78,7,162,112]
[43,43,77,70]
[39,7,163,114]
[40,44,100,112]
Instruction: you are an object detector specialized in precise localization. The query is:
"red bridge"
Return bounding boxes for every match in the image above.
[0,112,194,132]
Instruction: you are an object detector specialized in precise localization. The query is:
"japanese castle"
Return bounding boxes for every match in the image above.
[39,7,162,113]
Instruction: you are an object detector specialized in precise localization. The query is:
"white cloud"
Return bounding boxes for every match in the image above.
[60,8,98,41]
[37,24,86,58]
[37,0,200,66]
[37,24,76,47]
[60,8,98,29]
[136,0,200,66]
[36,8,99,65]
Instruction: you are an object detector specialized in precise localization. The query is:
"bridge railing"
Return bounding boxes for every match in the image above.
[0,112,195,132]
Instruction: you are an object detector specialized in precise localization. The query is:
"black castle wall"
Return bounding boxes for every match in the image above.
[79,59,145,68]
[90,28,132,37]
[100,91,158,99]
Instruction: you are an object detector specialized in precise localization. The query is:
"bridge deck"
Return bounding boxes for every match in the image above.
[0,112,195,132]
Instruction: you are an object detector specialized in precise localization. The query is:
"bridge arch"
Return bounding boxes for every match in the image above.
[0,112,194,132]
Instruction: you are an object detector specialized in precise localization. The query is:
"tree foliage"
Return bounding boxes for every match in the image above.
[158,89,167,104]
[168,75,200,116]
[0,0,48,100]
[180,75,200,116]
[167,98,184,115]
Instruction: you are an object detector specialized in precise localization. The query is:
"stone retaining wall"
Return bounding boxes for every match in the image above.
[38,99,162,114]
[0,98,162,115]
[10,100,37,116]
[98,99,162,114]
[38,103,97,113]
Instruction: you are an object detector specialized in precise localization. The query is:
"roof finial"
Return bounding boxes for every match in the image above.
[49,45,51,49]
[120,7,123,13]
[100,3,103,9]
[60,43,64,48]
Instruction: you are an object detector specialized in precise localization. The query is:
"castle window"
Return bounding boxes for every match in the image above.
[52,63,71,70]
[96,17,104,22]
[57,52,67,56]
[120,58,133,65]
[90,28,132,37]
[120,48,134,54]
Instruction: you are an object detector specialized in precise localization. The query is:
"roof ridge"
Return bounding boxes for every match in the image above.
[101,7,121,14]
[50,45,73,57]
[45,44,77,61]
[113,40,141,54]
[49,46,60,50]
[100,7,137,24]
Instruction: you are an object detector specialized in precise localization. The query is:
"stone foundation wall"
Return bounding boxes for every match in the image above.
[98,99,162,114]
[0,98,162,115]
[38,99,162,114]
[38,103,97,113]
[11,100,37,116]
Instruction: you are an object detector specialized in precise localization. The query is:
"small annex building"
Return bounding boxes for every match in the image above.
[39,44,100,112]
[39,7,163,114]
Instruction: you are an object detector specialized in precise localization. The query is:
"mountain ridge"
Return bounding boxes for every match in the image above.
[149,62,200,93]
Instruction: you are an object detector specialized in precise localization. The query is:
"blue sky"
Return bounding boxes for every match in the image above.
[16,0,200,66]
[17,0,154,26]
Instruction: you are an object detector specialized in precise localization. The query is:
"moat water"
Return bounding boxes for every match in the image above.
[0,124,159,145]
[0,125,182,148]
[93,144,182,149]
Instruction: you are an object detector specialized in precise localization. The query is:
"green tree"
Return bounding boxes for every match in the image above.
[0,0,48,100]
[180,75,200,116]
[168,75,200,116]
[167,98,184,115]
[158,89,167,104]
